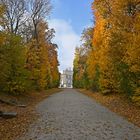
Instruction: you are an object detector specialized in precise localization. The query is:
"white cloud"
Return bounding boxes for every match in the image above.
[49,19,80,71]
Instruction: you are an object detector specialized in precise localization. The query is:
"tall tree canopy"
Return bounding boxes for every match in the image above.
[73,0,140,105]
[0,0,60,94]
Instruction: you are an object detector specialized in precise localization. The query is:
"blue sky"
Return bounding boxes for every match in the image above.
[49,0,93,71]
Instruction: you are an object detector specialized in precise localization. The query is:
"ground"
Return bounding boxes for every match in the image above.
[0,89,62,140]
[79,89,140,128]
[18,89,140,140]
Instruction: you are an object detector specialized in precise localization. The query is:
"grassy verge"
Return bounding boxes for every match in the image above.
[0,88,62,140]
[78,89,140,128]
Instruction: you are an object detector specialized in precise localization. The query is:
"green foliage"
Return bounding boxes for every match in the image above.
[0,33,30,94]
[117,63,133,96]
[91,65,100,91]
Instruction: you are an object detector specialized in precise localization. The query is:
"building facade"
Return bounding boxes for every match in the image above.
[60,68,73,88]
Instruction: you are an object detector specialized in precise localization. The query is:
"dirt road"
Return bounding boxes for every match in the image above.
[18,89,140,140]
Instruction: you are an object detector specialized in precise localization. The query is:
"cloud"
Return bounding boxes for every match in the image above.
[49,19,80,71]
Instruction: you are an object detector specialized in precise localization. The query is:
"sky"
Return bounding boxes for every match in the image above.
[49,0,93,71]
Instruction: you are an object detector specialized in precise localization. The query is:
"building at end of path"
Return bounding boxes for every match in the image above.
[59,68,73,88]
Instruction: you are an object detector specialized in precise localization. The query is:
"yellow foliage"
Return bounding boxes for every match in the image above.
[26,20,59,89]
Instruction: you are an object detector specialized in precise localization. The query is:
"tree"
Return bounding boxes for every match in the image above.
[26,20,59,90]
[26,0,52,41]
[73,28,93,89]
[0,0,60,94]
[74,0,140,106]
[0,0,26,34]
[0,33,29,94]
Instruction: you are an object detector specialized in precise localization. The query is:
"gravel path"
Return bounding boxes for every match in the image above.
[19,89,140,140]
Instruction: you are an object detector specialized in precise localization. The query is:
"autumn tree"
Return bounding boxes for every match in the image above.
[0,2,29,94]
[26,19,59,90]
[25,0,52,41]
[0,0,60,94]
[73,28,93,89]
[116,0,140,104]
[48,43,60,88]
[0,0,26,34]
[74,0,140,105]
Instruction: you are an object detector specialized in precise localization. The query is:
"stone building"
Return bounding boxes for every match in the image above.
[60,68,73,88]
